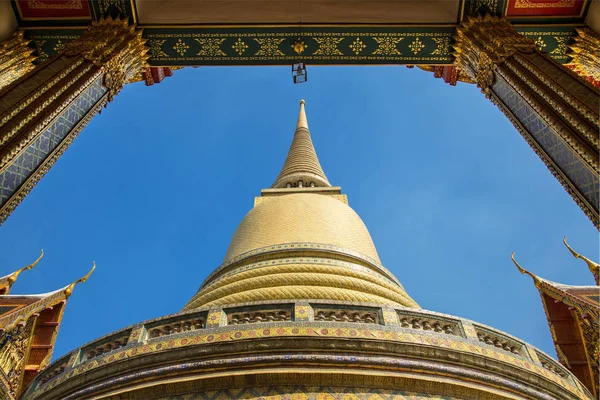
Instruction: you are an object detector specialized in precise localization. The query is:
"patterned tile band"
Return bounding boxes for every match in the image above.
[35,341,584,400]
[24,26,576,67]
[144,27,454,65]
[491,72,599,211]
[0,77,107,211]
[28,303,586,399]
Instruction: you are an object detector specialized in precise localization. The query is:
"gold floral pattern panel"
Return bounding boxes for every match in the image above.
[143,27,456,65]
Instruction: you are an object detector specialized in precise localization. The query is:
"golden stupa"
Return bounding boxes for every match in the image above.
[22,101,593,400]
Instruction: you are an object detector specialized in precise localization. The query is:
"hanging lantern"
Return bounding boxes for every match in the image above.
[292,62,307,84]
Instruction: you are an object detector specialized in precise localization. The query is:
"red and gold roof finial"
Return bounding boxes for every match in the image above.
[563,237,599,286]
[0,250,44,295]
[64,262,96,298]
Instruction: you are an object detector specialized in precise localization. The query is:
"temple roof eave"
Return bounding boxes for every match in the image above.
[0,250,44,295]
[0,262,95,331]
[512,253,599,310]
[511,252,599,397]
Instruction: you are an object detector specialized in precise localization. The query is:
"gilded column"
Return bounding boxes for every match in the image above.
[454,15,600,228]
[0,31,37,91]
[0,17,148,224]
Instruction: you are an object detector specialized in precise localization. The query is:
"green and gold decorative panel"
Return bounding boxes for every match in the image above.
[24,29,85,65]
[21,26,580,67]
[514,26,576,63]
[0,77,108,216]
[143,27,456,66]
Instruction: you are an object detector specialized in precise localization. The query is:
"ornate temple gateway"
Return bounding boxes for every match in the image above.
[0,0,599,228]
[18,101,597,399]
[0,1,599,399]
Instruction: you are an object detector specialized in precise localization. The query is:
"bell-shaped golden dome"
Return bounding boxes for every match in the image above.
[224,193,380,263]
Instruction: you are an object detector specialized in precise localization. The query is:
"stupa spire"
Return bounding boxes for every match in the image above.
[271,100,331,188]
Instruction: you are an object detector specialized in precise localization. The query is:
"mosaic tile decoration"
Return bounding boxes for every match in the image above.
[33,322,582,397]
[491,72,599,211]
[0,77,107,206]
[41,352,583,400]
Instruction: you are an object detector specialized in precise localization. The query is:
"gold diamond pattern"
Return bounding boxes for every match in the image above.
[173,39,189,56]
[408,37,425,55]
[232,38,248,56]
[349,37,366,55]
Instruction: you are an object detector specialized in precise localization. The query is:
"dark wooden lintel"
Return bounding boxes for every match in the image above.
[554,340,583,345]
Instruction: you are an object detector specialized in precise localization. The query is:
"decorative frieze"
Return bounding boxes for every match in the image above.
[314,307,379,324]
[147,316,206,339]
[536,350,569,379]
[38,358,69,385]
[475,325,524,356]
[397,312,460,336]
[24,301,590,400]
[80,331,130,363]
[226,305,293,325]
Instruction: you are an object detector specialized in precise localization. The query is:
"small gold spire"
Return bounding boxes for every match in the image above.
[296,99,308,129]
[511,253,542,287]
[2,250,44,293]
[64,262,95,298]
[271,100,331,188]
[563,237,600,285]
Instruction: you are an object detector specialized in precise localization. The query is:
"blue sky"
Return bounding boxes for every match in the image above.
[0,65,597,362]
